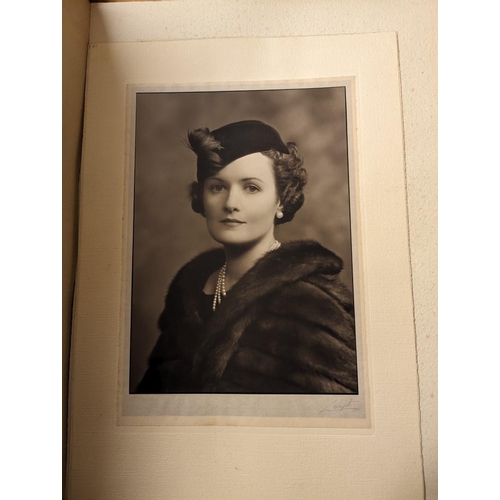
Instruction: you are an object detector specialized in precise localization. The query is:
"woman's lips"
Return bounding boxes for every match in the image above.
[220,218,246,226]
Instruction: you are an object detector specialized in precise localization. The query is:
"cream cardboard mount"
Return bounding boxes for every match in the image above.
[121,80,367,428]
[68,32,423,498]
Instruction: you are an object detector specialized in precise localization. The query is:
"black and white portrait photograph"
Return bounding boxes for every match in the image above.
[126,85,361,400]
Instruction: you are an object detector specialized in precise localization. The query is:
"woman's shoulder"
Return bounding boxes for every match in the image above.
[216,239,350,315]
[247,239,344,286]
[280,240,351,302]
[273,240,344,272]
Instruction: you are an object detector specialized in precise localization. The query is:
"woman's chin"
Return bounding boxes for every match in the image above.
[207,225,275,249]
[207,228,243,245]
[212,236,276,253]
[208,231,251,247]
[211,235,249,247]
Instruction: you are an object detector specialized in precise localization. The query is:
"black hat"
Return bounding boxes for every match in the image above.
[211,120,289,165]
[189,120,289,182]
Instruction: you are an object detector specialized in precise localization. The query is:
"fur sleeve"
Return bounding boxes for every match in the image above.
[204,277,358,394]
[134,248,225,393]
[134,273,185,393]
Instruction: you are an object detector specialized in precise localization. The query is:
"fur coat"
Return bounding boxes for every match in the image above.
[135,240,358,394]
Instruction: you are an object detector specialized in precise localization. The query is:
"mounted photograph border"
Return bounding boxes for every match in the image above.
[72,33,420,436]
[118,79,370,428]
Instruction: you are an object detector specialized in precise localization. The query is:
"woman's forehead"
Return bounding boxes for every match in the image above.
[207,153,274,182]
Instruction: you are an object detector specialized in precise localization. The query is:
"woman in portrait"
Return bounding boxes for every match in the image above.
[136,120,358,394]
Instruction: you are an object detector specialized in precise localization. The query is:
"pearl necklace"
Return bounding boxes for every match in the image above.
[212,240,281,311]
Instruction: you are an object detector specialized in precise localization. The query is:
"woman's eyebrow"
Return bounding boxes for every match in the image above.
[240,177,263,183]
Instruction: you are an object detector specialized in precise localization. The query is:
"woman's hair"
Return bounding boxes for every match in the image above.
[188,127,307,225]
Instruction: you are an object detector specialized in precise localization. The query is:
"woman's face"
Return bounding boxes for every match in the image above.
[203,153,281,247]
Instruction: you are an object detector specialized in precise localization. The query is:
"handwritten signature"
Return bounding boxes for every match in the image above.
[319,397,361,414]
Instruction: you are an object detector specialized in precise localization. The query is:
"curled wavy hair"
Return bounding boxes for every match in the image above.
[187,128,307,225]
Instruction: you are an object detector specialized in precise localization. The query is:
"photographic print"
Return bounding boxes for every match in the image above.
[122,83,367,424]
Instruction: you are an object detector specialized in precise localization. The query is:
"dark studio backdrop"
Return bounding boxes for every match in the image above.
[129,87,354,392]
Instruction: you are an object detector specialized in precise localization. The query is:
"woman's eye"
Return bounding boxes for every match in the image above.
[209,184,224,192]
[245,185,260,193]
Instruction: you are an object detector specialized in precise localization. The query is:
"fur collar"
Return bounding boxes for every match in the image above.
[174,240,345,390]
[174,239,343,321]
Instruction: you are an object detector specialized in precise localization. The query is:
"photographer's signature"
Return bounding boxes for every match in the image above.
[319,398,361,414]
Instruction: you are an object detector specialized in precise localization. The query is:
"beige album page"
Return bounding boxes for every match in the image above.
[68,33,424,499]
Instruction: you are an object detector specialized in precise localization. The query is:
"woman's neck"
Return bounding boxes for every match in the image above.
[223,234,277,290]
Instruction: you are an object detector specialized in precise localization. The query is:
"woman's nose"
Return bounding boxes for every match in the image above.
[223,188,240,212]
